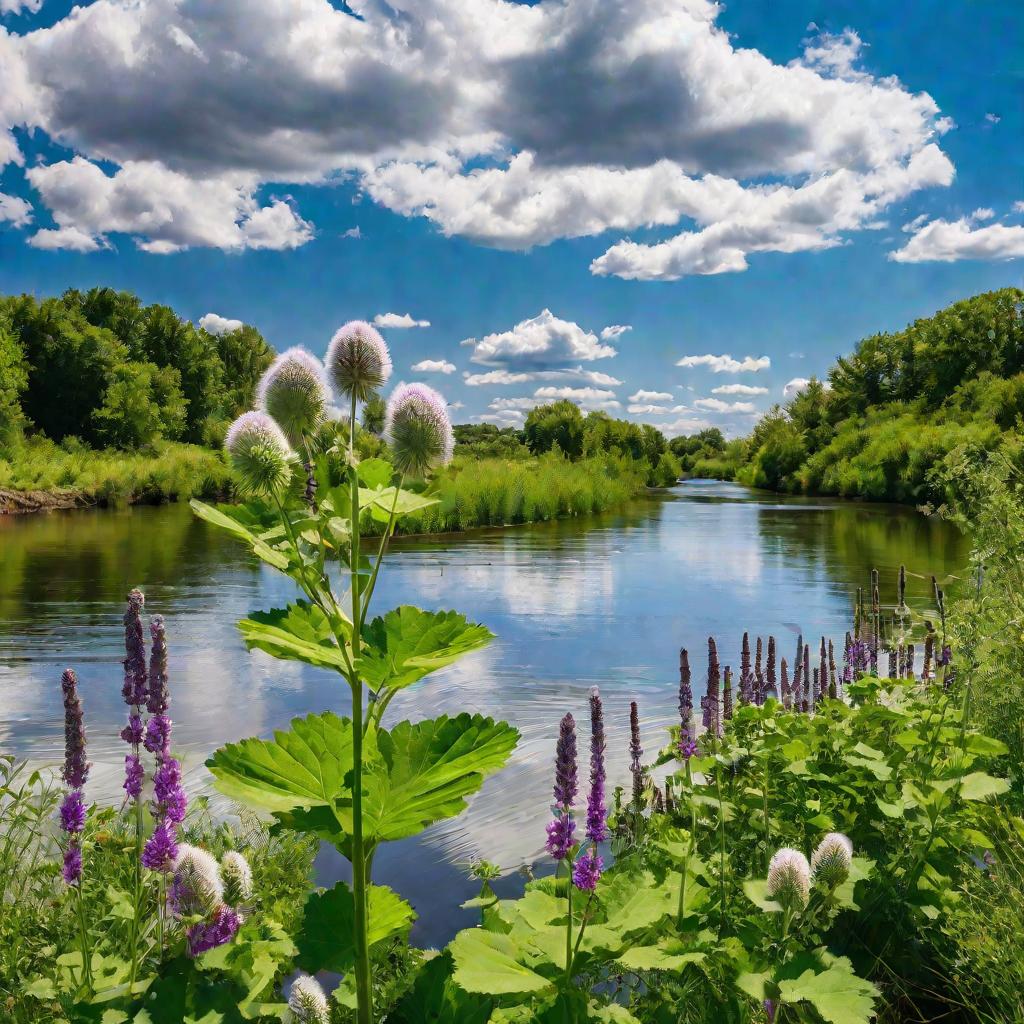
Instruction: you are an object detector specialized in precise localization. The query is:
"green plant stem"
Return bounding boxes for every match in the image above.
[565,868,574,984]
[358,474,405,631]
[713,742,728,938]
[128,762,145,986]
[75,879,93,992]
[676,759,696,926]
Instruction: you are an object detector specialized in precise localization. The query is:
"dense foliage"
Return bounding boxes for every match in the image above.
[682,288,1024,503]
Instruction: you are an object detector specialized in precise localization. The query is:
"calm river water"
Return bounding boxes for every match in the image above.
[0,481,967,944]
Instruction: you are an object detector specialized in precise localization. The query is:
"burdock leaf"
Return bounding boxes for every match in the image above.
[358,607,494,691]
[958,772,1010,801]
[389,953,495,1024]
[362,714,518,844]
[296,882,414,973]
[238,602,351,670]
[206,712,357,813]
[743,879,783,913]
[450,930,553,996]
[357,458,394,490]
[777,959,879,1024]
[190,499,289,570]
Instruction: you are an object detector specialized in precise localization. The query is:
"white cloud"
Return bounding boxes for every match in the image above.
[783,377,832,399]
[448,400,464,410]
[656,416,716,436]
[985,112,1001,124]
[694,397,756,413]
[0,191,31,227]
[890,214,1024,263]
[463,366,622,387]
[411,358,455,374]
[1014,201,1024,214]
[2,0,955,278]
[477,410,526,426]
[28,225,104,252]
[533,386,620,410]
[342,226,362,239]
[199,312,245,336]
[627,403,688,415]
[971,207,995,222]
[464,310,616,368]
[0,0,42,12]
[374,312,431,329]
[629,390,673,403]
[600,324,632,340]
[24,158,313,253]
[712,383,768,395]
[676,353,771,373]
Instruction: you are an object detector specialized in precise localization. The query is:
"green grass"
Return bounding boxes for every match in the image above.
[0,436,233,508]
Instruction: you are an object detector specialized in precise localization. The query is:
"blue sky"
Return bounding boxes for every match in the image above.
[0,0,1021,435]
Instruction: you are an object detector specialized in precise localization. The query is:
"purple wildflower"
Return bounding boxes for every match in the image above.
[187,905,241,957]
[62,844,82,885]
[572,848,604,892]
[142,820,179,872]
[61,669,90,789]
[144,715,172,756]
[765,636,777,700]
[120,713,144,746]
[678,648,694,743]
[124,754,144,800]
[122,589,148,706]
[585,689,608,843]
[702,637,721,736]
[938,644,952,667]
[629,701,644,805]
[678,735,699,760]
[552,713,578,807]
[764,998,777,1023]
[722,667,734,720]
[545,814,576,861]
[147,616,169,715]
[60,790,86,834]
[780,658,791,710]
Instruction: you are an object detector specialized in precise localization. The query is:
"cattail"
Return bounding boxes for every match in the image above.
[585,689,608,844]
[256,347,330,447]
[767,848,811,911]
[384,382,455,477]
[780,658,791,710]
[326,320,392,402]
[289,975,331,1024]
[811,833,853,889]
[723,667,734,720]
[545,714,577,861]
[629,701,644,805]
[221,851,254,907]
[225,411,295,497]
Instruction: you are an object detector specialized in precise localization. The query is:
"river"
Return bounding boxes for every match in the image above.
[0,481,967,945]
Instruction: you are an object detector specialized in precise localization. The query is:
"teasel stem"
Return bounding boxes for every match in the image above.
[722,667,734,721]
[780,658,791,710]
[898,564,907,613]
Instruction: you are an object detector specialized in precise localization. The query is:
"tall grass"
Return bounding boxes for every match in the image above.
[0,436,233,507]
[375,453,646,535]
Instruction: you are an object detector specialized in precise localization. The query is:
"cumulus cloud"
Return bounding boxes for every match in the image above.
[0,0,42,12]
[375,312,431,328]
[463,366,622,387]
[477,410,526,426]
[28,225,103,252]
[629,390,673,403]
[656,416,716,436]
[985,112,1001,125]
[712,383,768,395]
[199,312,245,335]
[890,213,1024,263]
[601,324,632,340]
[971,207,995,222]
[342,226,362,239]
[783,377,832,399]
[676,353,770,373]
[1,0,956,275]
[694,397,756,413]
[411,358,455,373]
[464,309,616,368]
[0,191,31,227]
[1014,201,1024,213]
[24,157,313,253]
[488,385,621,414]
[628,403,688,415]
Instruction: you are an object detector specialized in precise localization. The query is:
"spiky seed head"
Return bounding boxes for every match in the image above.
[325,320,392,402]
[220,850,254,906]
[767,847,811,911]
[384,382,454,477]
[225,411,295,496]
[288,974,331,1024]
[811,833,853,889]
[170,844,224,918]
[257,347,331,446]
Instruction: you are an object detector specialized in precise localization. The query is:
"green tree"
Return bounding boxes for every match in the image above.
[0,314,28,442]
[212,324,274,418]
[524,400,585,459]
[362,392,386,435]
[92,362,175,449]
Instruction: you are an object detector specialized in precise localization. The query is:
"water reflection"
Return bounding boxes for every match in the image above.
[0,483,968,944]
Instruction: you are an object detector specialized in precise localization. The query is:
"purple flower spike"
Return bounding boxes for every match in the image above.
[678,648,694,742]
[60,790,86,834]
[552,713,578,808]
[124,754,144,800]
[142,820,180,872]
[122,589,149,707]
[678,736,699,760]
[145,715,172,756]
[62,843,83,885]
[187,905,241,957]
[764,998,777,1023]
[121,713,144,746]
[545,814,576,861]
[61,669,90,789]
[585,689,608,844]
[572,848,604,892]
[147,616,169,715]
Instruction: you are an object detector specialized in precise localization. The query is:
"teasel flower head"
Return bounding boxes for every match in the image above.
[573,846,603,892]
[678,648,694,742]
[170,845,224,918]
[585,689,608,843]
[326,320,392,402]
[257,346,330,447]
[61,669,90,789]
[147,615,169,715]
[289,974,331,1024]
[384,382,455,477]
[811,832,853,889]
[225,411,296,497]
[722,667,734,720]
[221,851,254,907]
[767,847,811,911]
[122,589,148,706]
[187,904,241,957]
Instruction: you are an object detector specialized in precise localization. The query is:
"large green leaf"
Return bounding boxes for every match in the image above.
[206,712,356,813]
[238,601,351,671]
[363,714,519,843]
[357,458,394,490]
[359,607,493,691]
[296,881,414,973]
[360,486,440,522]
[190,499,289,570]
[450,930,553,996]
[958,771,1010,801]
[778,959,879,1024]
[388,953,495,1024]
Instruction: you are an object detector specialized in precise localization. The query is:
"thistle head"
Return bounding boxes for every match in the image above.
[383,382,455,477]
[811,832,853,889]
[326,320,392,402]
[257,346,330,448]
[169,844,224,918]
[767,847,811,911]
[288,974,331,1024]
[221,850,254,906]
[225,411,295,497]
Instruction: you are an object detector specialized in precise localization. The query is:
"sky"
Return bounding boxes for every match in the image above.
[0,0,1022,436]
